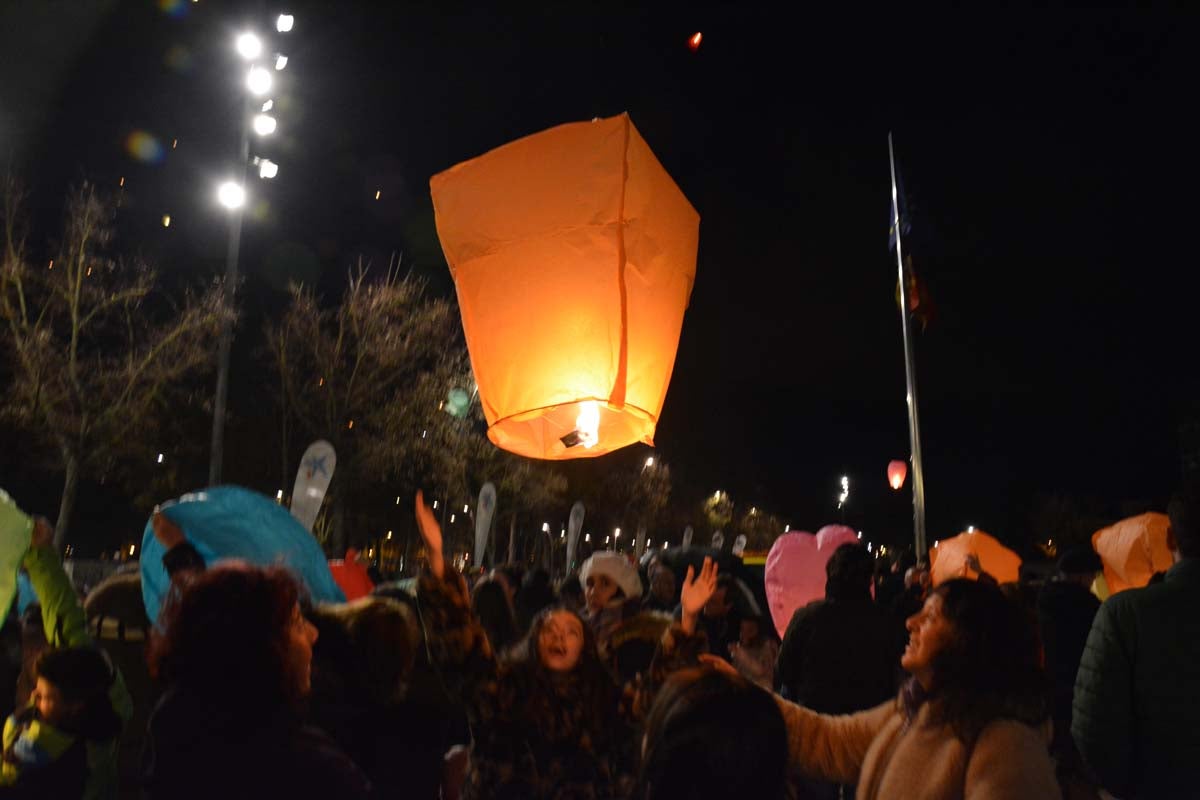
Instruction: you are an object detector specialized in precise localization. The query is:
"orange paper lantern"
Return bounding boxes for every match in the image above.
[431,113,699,459]
[930,529,1021,586]
[1092,512,1174,594]
[887,460,907,490]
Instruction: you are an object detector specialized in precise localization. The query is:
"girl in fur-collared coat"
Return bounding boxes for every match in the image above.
[413,492,712,800]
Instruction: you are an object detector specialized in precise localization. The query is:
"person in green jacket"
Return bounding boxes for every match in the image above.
[1072,486,1200,799]
[1,516,132,799]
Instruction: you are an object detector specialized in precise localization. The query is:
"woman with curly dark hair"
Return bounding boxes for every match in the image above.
[718,578,1060,799]
[143,562,370,800]
[413,491,634,799]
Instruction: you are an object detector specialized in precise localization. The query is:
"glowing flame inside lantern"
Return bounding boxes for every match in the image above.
[575,401,600,449]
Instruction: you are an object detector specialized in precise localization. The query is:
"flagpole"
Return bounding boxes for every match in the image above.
[889,132,928,559]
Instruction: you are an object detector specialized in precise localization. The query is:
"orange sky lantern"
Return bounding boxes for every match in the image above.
[887,459,907,490]
[431,113,699,459]
[930,528,1022,586]
[1092,512,1174,594]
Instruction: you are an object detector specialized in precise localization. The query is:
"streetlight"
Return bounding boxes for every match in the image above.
[246,66,273,95]
[210,17,294,485]
[252,114,277,135]
[837,475,850,510]
[217,181,245,209]
[235,32,263,60]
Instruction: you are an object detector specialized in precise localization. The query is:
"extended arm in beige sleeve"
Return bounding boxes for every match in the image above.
[773,696,894,785]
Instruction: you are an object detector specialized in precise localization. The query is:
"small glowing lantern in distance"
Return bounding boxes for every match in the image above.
[431,113,699,459]
[887,459,907,490]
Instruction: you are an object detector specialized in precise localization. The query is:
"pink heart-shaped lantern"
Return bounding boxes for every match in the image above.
[765,525,859,638]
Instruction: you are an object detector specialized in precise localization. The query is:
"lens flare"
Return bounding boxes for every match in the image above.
[157,0,188,18]
[124,131,165,164]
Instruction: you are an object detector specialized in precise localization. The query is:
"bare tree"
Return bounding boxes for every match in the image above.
[266,259,467,554]
[0,181,228,549]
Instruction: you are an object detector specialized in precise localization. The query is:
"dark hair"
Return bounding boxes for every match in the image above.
[309,597,418,706]
[472,578,519,653]
[557,574,584,606]
[34,647,121,739]
[639,668,787,800]
[826,543,874,602]
[927,579,1049,743]
[506,605,618,731]
[1168,485,1200,558]
[515,568,557,632]
[148,562,303,709]
[495,563,526,594]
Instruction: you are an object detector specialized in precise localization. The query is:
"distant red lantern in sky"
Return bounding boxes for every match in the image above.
[887,460,907,490]
[688,32,702,51]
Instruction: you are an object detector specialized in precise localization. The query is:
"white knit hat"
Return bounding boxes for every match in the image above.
[579,551,643,600]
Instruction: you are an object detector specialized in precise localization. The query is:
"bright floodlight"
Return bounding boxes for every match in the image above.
[246,66,273,96]
[276,14,294,32]
[252,114,277,135]
[275,54,288,70]
[258,159,278,179]
[235,32,263,60]
[261,99,274,112]
[217,181,245,209]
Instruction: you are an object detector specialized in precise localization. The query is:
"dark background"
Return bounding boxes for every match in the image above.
[1,1,1196,554]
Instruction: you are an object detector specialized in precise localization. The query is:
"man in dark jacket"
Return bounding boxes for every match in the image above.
[775,543,899,712]
[1073,487,1200,798]
[775,544,898,800]
[1037,546,1101,790]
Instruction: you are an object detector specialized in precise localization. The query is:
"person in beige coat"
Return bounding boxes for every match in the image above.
[708,578,1060,799]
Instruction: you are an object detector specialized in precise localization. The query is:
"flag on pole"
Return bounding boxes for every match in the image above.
[474,483,497,567]
[291,440,336,533]
[888,161,934,330]
[566,501,585,571]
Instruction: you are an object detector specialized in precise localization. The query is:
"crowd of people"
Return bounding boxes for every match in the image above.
[2,484,1199,799]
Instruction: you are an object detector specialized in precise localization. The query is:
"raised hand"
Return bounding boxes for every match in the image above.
[415,490,444,579]
[698,653,741,679]
[679,556,718,635]
[152,511,186,551]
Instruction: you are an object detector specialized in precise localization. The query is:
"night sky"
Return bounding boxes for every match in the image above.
[2,2,1195,554]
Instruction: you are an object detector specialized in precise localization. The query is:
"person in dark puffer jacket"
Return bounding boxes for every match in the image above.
[1073,486,1200,799]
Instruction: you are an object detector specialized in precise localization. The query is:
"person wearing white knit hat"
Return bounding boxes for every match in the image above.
[580,552,642,613]
[578,552,644,659]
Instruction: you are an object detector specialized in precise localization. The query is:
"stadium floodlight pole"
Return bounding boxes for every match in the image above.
[210,24,288,485]
[889,132,928,558]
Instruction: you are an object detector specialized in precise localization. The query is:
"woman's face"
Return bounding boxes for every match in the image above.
[285,603,319,697]
[901,592,956,687]
[585,572,619,613]
[537,610,585,673]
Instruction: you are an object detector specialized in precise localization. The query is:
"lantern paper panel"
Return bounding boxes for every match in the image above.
[431,113,699,459]
[930,529,1021,587]
[887,460,908,490]
[1092,512,1173,595]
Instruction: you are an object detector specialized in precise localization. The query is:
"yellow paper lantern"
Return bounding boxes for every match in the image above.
[431,113,699,459]
[1092,512,1174,594]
